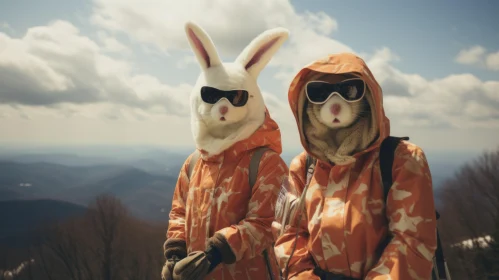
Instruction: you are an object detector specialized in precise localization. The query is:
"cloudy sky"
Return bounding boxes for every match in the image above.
[1,0,498,153]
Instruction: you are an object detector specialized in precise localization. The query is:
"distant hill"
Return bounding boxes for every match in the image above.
[0,161,130,197]
[0,199,87,247]
[0,161,177,222]
[0,189,32,200]
[0,153,112,167]
[0,150,188,177]
[54,167,177,221]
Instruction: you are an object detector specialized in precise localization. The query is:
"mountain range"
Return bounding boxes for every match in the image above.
[0,144,481,249]
[0,160,177,222]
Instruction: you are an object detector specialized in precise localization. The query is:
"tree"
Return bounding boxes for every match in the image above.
[7,194,167,280]
[40,220,94,280]
[438,147,499,279]
[89,195,128,280]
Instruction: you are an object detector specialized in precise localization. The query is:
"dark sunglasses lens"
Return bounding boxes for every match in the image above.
[201,87,224,104]
[227,90,249,107]
[201,87,249,106]
[338,79,365,101]
[306,82,333,103]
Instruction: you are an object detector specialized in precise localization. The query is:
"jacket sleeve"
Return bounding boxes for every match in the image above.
[274,153,320,280]
[365,143,437,280]
[213,151,289,262]
[166,155,193,241]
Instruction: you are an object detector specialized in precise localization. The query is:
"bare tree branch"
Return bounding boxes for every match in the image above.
[439,146,499,279]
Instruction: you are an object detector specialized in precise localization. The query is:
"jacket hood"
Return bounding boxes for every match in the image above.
[288,53,390,164]
[199,108,283,160]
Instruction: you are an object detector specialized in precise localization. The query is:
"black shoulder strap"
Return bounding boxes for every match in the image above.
[379,136,409,202]
[433,229,448,279]
[374,136,407,259]
[379,136,450,280]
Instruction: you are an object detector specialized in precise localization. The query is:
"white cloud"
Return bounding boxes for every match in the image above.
[0,104,194,147]
[0,20,191,116]
[455,45,486,65]
[455,45,499,72]
[97,31,131,55]
[90,0,351,65]
[0,22,14,34]
[176,55,197,69]
[370,49,499,129]
[261,91,294,126]
[91,0,281,55]
[0,102,169,122]
[485,51,499,71]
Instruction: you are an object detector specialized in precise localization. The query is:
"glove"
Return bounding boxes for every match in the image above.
[172,244,223,280]
[172,233,236,280]
[161,255,180,280]
[161,239,187,280]
[171,251,212,280]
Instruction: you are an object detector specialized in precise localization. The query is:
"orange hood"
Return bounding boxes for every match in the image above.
[233,107,283,154]
[288,53,390,161]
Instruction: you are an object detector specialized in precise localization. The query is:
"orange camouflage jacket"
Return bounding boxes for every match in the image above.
[167,110,288,280]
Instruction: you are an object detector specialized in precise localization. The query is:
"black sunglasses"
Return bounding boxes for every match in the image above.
[200,86,249,107]
[305,78,366,104]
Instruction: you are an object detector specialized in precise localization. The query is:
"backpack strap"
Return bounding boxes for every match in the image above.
[373,136,407,260]
[379,136,409,201]
[379,136,450,280]
[433,228,449,279]
[248,147,270,189]
[187,150,200,180]
[247,147,276,280]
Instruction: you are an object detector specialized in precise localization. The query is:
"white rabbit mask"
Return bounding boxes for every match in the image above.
[184,22,289,157]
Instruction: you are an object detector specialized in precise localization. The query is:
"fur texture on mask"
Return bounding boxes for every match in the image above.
[301,71,379,165]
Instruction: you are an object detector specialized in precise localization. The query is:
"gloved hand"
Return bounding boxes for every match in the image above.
[172,244,223,280]
[161,239,187,280]
[161,255,180,280]
[172,233,236,280]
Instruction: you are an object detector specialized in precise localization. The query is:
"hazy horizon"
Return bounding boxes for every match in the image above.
[0,141,486,161]
[0,141,485,191]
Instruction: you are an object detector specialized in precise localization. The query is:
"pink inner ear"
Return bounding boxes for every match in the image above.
[245,37,280,70]
[188,28,210,68]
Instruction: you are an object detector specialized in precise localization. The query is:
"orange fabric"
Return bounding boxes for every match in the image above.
[274,53,437,279]
[167,109,288,280]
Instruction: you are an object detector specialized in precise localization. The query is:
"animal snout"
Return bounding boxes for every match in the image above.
[330,104,341,115]
[219,106,228,115]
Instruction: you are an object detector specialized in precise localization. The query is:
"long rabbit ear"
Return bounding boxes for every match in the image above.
[184,21,222,70]
[235,27,289,79]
